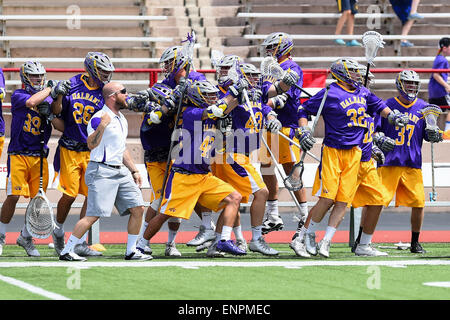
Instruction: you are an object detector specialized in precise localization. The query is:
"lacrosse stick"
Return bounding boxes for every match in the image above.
[283,85,330,191]
[260,56,313,98]
[362,31,385,87]
[210,49,224,69]
[25,111,56,239]
[157,30,196,213]
[277,131,320,162]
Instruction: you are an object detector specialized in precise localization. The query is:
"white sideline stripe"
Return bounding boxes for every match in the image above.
[1,260,450,268]
[423,282,450,288]
[0,273,71,300]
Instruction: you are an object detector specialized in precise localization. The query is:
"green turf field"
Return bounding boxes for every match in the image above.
[0,243,449,300]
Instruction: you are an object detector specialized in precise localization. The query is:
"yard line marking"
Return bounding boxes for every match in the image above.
[0,273,71,300]
[423,282,450,288]
[0,259,450,268]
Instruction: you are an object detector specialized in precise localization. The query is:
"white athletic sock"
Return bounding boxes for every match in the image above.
[298,226,307,240]
[251,225,262,241]
[323,226,337,241]
[54,222,65,237]
[359,232,373,245]
[0,222,7,236]
[445,121,450,131]
[167,229,177,244]
[233,225,244,241]
[201,212,213,229]
[306,221,319,234]
[299,202,309,219]
[220,226,233,241]
[139,221,148,238]
[266,200,279,219]
[60,234,80,255]
[126,234,139,255]
[21,225,31,238]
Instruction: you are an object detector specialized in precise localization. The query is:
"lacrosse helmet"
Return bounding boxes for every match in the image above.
[187,80,219,108]
[330,58,362,88]
[395,70,420,101]
[260,32,294,59]
[239,63,261,88]
[20,61,46,94]
[215,54,240,88]
[84,52,115,87]
[149,82,173,105]
[159,46,189,79]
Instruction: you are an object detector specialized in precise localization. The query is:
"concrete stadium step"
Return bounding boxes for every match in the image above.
[5,27,144,37]
[3,5,140,15]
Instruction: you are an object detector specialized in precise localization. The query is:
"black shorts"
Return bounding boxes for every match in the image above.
[429,96,450,112]
[337,0,358,14]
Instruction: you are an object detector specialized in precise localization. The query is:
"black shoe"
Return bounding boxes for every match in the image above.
[59,252,87,261]
[351,241,359,253]
[410,242,426,254]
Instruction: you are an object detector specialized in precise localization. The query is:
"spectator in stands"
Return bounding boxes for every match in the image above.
[334,0,362,47]
[389,0,424,47]
[428,37,450,131]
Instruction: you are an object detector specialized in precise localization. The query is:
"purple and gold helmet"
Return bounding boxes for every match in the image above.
[260,32,294,59]
[20,61,46,94]
[239,63,261,88]
[159,46,189,79]
[187,80,219,108]
[330,58,362,88]
[215,54,240,88]
[395,70,420,101]
[84,52,115,87]
[149,82,173,105]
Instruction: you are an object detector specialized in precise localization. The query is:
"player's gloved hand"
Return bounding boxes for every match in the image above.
[387,109,409,127]
[126,94,150,112]
[228,78,249,104]
[281,69,299,87]
[249,88,262,102]
[295,126,315,151]
[266,116,282,133]
[147,105,163,125]
[206,99,228,119]
[49,80,71,99]
[270,93,288,109]
[426,128,444,143]
[37,101,51,119]
[372,131,396,152]
[371,144,385,165]
[0,87,5,103]
[217,115,233,136]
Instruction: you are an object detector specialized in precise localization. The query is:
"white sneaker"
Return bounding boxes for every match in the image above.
[305,232,317,256]
[261,215,284,234]
[16,233,40,257]
[317,239,331,258]
[236,238,248,253]
[355,243,388,257]
[165,242,182,257]
[289,236,311,258]
[206,241,225,257]
[196,240,213,252]
[74,241,102,257]
[186,225,216,246]
[136,238,152,255]
[249,237,278,256]
[59,251,87,262]
[0,233,5,256]
[125,249,153,261]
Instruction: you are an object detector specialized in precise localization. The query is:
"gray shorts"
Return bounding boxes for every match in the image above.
[85,162,145,217]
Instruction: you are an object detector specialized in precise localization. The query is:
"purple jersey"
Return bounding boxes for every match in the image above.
[428,55,449,99]
[360,116,375,162]
[376,97,428,169]
[299,82,387,149]
[60,74,104,146]
[172,104,216,174]
[0,68,5,136]
[261,58,303,128]
[8,89,53,155]
[162,70,206,89]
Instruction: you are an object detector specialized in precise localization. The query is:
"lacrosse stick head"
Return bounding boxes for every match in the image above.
[420,104,442,130]
[181,30,196,70]
[25,189,55,239]
[395,70,421,101]
[283,161,304,191]
[260,56,285,80]
[260,32,294,59]
[210,49,225,68]
[214,53,240,87]
[362,31,385,66]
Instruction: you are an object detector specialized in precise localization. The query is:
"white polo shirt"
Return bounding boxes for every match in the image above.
[87,104,128,166]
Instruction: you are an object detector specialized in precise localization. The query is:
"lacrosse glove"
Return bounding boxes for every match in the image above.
[295,126,316,151]
[49,80,71,99]
[266,116,282,133]
[37,101,51,119]
[372,131,396,152]
[371,144,385,165]
[270,93,288,109]
[387,109,409,127]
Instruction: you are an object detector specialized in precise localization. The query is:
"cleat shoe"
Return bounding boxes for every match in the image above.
[196,240,213,252]
[16,233,40,257]
[59,252,87,262]
[305,233,317,256]
[74,241,102,257]
[355,244,388,257]
[261,216,284,235]
[249,237,278,256]
[0,233,5,256]
[410,242,426,254]
[125,250,153,261]
[186,225,216,247]
[236,238,248,253]
[289,236,311,258]
[217,239,247,256]
[206,241,225,257]
[136,237,152,255]
[317,239,331,258]
[165,242,182,257]
[136,245,152,255]
[52,231,65,256]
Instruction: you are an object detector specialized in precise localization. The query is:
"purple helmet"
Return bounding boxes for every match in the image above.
[19,61,46,94]
[215,54,240,88]
[187,80,219,108]
[395,70,420,101]
[149,82,173,105]
[84,52,115,87]
[260,32,294,59]
[159,46,189,79]
[330,58,362,88]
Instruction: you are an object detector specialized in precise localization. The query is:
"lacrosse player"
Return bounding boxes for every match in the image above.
[210,62,281,256]
[136,45,208,257]
[0,61,58,256]
[0,68,5,159]
[257,32,309,235]
[50,52,115,257]
[376,70,443,254]
[141,80,248,257]
[296,58,409,258]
